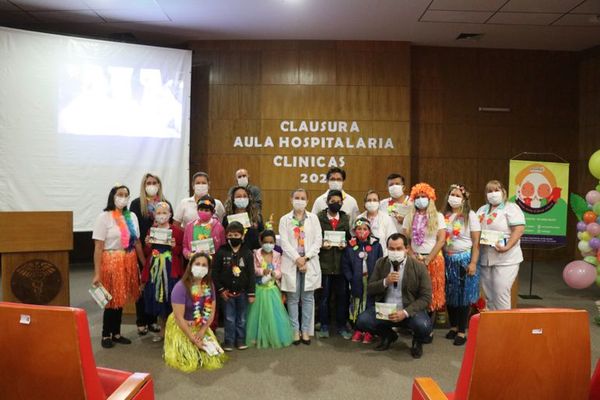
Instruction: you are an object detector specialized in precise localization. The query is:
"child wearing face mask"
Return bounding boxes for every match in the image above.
[183,195,226,260]
[245,230,294,348]
[164,253,227,372]
[316,190,352,339]
[141,202,184,342]
[130,173,172,335]
[222,186,264,250]
[358,190,397,256]
[212,221,256,351]
[341,218,384,344]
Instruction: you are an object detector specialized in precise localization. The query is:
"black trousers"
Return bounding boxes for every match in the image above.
[447,305,470,333]
[135,263,156,327]
[102,308,123,337]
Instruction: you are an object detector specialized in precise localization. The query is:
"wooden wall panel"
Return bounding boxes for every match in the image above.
[412,46,580,261]
[188,40,411,225]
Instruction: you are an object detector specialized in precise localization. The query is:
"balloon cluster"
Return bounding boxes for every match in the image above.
[563,149,600,289]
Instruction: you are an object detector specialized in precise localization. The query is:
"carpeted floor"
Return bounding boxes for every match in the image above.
[3,260,600,399]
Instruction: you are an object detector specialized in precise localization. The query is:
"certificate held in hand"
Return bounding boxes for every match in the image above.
[227,212,251,228]
[191,238,215,255]
[375,302,398,320]
[480,229,507,246]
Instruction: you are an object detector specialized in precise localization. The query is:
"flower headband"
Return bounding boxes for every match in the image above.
[155,201,171,213]
[353,218,371,231]
[409,183,437,201]
[450,184,469,199]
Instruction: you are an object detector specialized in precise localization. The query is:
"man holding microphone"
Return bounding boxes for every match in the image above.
[355,233,432,358]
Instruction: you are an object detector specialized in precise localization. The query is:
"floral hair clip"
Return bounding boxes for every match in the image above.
[451,183,469,199]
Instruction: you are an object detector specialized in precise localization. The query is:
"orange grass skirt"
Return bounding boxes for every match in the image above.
[427,253,446,311]
[101,250,140,309]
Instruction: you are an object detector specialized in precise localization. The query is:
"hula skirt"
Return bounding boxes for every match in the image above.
[426,253,446,312]
[101,250,139,309]
[246,283,293,349]
[444,251,480,307]
[164,314,227,373]
[143,249,178,318]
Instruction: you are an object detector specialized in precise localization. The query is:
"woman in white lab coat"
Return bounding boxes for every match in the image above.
[279,188,323,345]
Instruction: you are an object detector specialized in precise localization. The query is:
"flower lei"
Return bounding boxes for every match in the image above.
[191,281,212,326]
[479,205,499,226]
[292,217,306,249]
[412,213,428,246]
[444,213,464,247]
[387,196,409,215]
[112,210,137,251]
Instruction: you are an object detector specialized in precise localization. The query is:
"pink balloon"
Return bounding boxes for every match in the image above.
[586,190,600,206]
[588,222,600,237]
[563,260,597,289]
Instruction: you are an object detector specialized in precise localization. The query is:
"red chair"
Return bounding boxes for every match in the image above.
[412,308,591,400]
[0,302,154,400]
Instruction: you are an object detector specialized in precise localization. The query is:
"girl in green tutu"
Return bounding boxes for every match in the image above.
[164,252,227,372]
[246,230,294,348]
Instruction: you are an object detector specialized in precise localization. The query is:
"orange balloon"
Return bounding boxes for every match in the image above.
[584,211,598,224]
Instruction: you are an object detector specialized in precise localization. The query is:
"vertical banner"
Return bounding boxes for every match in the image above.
[509,160,569,245]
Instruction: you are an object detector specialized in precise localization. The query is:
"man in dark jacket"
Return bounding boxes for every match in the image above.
[355,233,432,358]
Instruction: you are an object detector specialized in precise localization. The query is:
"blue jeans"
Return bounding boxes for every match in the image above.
[286,270,314,334]
[223,293,248,346]
[319,274,349,330]
[356,305,432,343]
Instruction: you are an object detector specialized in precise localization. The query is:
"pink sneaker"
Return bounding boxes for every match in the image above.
[351,330,364,342]
[362,332,374,344]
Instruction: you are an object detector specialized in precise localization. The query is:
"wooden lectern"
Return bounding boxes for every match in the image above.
[0,212,73,306]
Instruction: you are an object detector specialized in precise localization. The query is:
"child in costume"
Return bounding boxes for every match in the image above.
[212,221,256,351]
[141,202,184,342]
[183,195,226,260]
[164,253,227,372]
[341,217,384,344]
[246,230,294,348]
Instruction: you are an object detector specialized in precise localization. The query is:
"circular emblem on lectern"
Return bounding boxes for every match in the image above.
[11,259,62,305]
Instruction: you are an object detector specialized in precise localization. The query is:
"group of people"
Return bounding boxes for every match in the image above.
[91,166,526,371]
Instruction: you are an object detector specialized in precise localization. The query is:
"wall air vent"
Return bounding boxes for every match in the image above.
[456,33,484,41]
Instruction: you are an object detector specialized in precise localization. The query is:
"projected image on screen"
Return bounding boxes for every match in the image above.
[58,63,184,138]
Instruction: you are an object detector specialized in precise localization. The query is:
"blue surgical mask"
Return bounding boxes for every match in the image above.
[415,197,429,210]
[234,197,249,209]
[262,243,275,253]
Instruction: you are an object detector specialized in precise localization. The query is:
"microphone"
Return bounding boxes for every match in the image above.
[392,260,400,288]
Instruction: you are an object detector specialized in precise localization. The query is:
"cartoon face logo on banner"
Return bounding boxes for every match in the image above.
[515,163,562,214]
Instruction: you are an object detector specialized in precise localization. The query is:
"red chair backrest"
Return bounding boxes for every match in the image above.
[0,302,106,400]
[454,308,590,400]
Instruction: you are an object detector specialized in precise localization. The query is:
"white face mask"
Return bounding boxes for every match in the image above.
[487,191,504,206]
[292,199,307,211]
[388,250,406,263]
[388,184,403,199]
[145,184,159,197]
[262,243,275,253]
[414,197,429,210]
[234,197,249,209]
[155,214,169,224]
[448,195,463,209]
[192,265,209,279]
[365,201,379,212]
[237,177,249,187]
[114,195,129,209]
[328,180,343,191]
[194,184,208,197]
